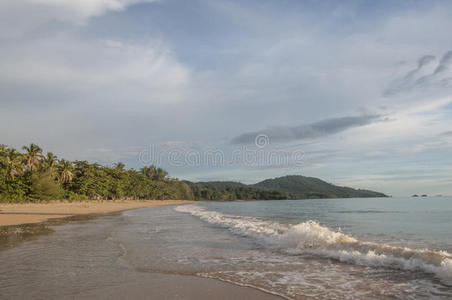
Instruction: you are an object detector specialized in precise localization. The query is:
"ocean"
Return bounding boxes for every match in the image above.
[1,197,451,299]
[175,197,452,299]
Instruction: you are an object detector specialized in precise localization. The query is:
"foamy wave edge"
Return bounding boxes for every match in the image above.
[175,204,452,284]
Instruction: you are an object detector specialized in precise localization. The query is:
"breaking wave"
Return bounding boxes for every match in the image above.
[175,204,452,284]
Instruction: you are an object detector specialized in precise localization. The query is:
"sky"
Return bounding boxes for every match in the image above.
[1,0,452,196]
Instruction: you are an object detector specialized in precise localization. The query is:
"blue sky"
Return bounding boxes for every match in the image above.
[1,0,452,196]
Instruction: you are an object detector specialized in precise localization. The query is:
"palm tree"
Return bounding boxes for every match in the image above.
[140,165,156,179]
[57,159,74,186]
[22,143,44,171]
[4,148,23,181]
[155,167,168,181]
[0,145,6,170]
[114,162,125,170]
[140,165,168,181]
[43,152,58,178]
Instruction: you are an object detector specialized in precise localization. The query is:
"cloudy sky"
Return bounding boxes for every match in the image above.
[1,0,452,196]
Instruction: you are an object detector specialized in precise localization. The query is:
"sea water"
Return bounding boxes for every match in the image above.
[174,197,452,299]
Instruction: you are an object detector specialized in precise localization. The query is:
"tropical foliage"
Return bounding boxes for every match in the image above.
[188,181,290,200]
[188,176,388,200]
[0,144,193,202]
[0,144,386,203]
[253,175,387,199]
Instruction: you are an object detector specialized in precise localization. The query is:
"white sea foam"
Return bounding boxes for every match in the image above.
[175,204,452,284]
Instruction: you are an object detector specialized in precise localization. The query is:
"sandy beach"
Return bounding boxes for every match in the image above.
[0,200,195,226]
[0,201,282,299]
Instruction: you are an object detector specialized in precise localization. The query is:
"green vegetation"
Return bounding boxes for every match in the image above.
[0,143,193,202]
[187,181,290,200]
[0,144,386,203]
[187,176,386,200]
[253,175,387,199]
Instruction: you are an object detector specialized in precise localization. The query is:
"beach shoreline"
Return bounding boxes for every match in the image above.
[0,200,196,227]
[0,200,283,299]
[73,271,283,300]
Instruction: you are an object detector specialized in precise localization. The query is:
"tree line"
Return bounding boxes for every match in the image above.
[187,181,290,200]
[0,143,193,202]
[0,143,387,203]
[0,143,292,202]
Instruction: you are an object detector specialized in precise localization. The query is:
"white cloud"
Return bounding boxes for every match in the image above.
[0,0,159,38]
[0,33,192,158]
[27,0,159,22]
[0,37,190,103]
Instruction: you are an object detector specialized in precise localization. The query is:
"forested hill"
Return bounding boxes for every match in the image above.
[186,176,386,200]
[252,175,387,199]
[186,181,290,200]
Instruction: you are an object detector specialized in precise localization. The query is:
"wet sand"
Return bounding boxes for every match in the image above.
[0,201,283,300]
[0,200,195,226]
[76,272,282,300]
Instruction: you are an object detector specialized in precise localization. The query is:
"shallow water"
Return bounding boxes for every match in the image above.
[175,197,452,299]
[0,197,451,299]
